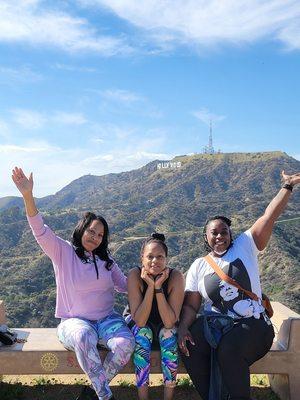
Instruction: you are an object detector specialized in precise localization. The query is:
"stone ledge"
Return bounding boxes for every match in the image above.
[0,301,299,400]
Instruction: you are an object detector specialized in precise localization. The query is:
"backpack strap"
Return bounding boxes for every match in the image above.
[203,254,273,318]
[203,255,259,301]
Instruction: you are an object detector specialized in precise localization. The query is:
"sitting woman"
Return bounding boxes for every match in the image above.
[178,170,300,400]
[12,167,135,400]
[125,233,185,400]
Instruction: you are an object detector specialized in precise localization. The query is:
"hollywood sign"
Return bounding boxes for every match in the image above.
[157,161,182,170]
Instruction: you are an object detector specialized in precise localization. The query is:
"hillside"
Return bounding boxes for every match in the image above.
[0,151,299,327]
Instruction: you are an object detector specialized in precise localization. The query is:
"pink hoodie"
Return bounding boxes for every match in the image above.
[27,213,127,320]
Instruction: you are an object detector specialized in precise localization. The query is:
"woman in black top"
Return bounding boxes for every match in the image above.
[126,233,184,400]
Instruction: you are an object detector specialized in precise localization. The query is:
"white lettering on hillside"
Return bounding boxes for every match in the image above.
[157,161,182,170]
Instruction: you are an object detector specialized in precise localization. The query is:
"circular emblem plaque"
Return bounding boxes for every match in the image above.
[40,352,59,372]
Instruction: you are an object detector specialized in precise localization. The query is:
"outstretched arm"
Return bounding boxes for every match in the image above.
[12,167,38,217]
[250,170,300,251]
[12,167,68,264]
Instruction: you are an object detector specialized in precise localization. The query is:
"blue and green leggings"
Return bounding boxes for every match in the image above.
[128,318,179,387]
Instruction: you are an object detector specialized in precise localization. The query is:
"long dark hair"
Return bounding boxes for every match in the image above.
[203,215,233,253]
[72,212,113,271]
[140,232,168,257]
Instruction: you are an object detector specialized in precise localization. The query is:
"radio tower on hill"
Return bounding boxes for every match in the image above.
[203,120,215,154]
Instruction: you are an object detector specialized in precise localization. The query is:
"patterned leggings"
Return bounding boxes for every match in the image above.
[128,319,178,387]
[57,312,135,400]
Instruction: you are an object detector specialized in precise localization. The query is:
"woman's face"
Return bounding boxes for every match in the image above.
[141,242,167,276]
[81,220,105,252]
[205,219,231,256]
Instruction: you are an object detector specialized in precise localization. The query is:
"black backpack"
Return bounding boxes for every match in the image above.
[0,326,17,345]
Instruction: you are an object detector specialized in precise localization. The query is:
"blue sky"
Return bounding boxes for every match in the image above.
[1,0,300,197]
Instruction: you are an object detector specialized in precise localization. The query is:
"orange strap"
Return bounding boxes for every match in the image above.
[203,255,259,302]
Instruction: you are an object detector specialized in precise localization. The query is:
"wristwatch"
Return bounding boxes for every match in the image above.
[155,288,164,294]
[282,183,293,192]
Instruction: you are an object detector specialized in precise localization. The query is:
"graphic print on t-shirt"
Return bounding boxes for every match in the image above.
[204,258,261,318]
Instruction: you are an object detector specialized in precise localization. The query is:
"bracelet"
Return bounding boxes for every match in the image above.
[155,288,164,294]
[282,183,293,192]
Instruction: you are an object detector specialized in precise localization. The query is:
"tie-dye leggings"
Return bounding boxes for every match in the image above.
[57,312,135,400]
[128,318,178,387]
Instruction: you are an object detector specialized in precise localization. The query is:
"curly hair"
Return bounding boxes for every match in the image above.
[202,215,233,253]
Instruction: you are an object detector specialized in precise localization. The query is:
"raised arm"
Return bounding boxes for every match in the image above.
[11,166,69,264]
[12,167,38,217]
[250,170,300,251]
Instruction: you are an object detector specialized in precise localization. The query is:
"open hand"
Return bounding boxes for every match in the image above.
[154,267,169,289]
[282,170,300,187]
[12,167,33,196]
[141,267,155,287]
[177,326,195,357]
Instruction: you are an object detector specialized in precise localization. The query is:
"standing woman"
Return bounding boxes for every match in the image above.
[178,170,300,400]
[12,167,135,400]
[126,233,185,400]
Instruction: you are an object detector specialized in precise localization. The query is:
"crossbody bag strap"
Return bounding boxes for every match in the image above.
[203,255,259,302]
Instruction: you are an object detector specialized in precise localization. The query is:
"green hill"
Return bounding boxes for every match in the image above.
[0,151,299,327]
[0,196,23,211]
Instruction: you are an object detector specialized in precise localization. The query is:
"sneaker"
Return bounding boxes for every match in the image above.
[75,385,98,400]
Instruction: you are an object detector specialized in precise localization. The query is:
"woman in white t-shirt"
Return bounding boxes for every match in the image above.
[178,170,300,400]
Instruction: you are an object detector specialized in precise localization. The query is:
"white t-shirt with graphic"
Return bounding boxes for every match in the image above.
[185,230,265,319]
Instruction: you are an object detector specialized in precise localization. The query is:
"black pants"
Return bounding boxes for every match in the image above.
[181,315,274,400]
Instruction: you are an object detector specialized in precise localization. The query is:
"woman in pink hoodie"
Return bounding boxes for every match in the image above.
[12,167,135,400]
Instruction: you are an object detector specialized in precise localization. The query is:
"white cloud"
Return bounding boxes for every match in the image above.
[1,1,300,56]
[90,137,105,144]
[100,89,143,103]
[0,0,132,55]
[53,63,97,73]
[0,143,54,153]
[192,108,226,126]
[0,65,42,84]
[89,122,137,139]
[81,146,174,173]
[4,140,83,197]
[11,109,46,130]
[127,151,172,160]
[102,154,114,161]
[52,112,87,125]
[83,154,114,165]
[81,0,300,51]
[98,88,163,118]
[2,129,172,197]
[292,153,300,161]
[278,22,300,50]
[0,119,11,139]
[9,108,88,129]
